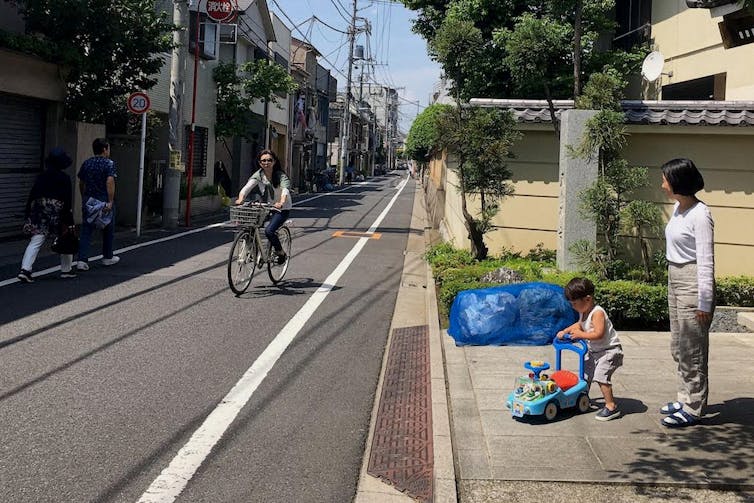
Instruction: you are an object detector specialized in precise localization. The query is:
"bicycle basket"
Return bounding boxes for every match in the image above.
[229,205,268,226]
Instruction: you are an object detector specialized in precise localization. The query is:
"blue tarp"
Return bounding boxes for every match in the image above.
[447,282,578,346]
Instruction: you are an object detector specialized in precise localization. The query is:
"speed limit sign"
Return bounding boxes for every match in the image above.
[127,92,151,114]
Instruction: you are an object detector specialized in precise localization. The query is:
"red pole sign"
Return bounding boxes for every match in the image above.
[206,0,237,22]
[127,92,151,114]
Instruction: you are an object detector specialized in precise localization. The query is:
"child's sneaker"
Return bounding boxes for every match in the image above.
[60,271,77,279]
[17,269,33,283]
[595,406,622,421]
[77,261,90,271]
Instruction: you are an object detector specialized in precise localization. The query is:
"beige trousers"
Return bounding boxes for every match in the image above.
[668,263,713,417]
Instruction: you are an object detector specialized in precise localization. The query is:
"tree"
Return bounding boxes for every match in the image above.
[572,69,663,280]
[7,0,175,123]
[437,106,522,259]
[213,59,297,140]
[403,0,646,106]
[404,103,451,163]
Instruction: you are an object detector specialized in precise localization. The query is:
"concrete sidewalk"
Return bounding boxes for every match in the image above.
[358,179,754,502]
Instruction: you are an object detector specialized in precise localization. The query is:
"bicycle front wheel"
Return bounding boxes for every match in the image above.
[267,226,291,284]
[228,230,257,294]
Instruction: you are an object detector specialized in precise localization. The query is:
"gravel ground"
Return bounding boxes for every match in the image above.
[709,307,753,333]
[460,481,754,503]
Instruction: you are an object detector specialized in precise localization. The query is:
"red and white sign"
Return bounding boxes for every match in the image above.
[206,0,237,23]
[127,92,151,114]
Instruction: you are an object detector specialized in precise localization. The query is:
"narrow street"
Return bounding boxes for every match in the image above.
[0,174,415,503]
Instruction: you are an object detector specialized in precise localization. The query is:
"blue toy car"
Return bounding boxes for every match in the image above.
[505,336,591,421]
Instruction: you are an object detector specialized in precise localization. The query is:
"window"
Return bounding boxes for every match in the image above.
[662,74,726,100]
[189,11,218,60]
[614,0,652,50]
[274,52,289,99]
[719,12,754,49]
[184,125,209,177]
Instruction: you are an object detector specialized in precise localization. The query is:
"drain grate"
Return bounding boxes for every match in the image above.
[367,325,433,502]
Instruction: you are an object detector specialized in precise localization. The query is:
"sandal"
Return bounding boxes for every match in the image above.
[660,401,683,415]
[662,409,698,428]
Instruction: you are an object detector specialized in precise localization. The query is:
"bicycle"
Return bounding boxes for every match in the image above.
[227,202,292,294]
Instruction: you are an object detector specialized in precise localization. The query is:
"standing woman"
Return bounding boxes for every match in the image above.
[235,150,292,264]
[660,158,715,428]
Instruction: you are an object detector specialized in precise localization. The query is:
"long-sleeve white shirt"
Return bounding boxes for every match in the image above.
[239,170,292,210]
[665,200,715,312]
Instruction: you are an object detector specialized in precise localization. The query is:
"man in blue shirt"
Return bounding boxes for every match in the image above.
[77,138,118,270]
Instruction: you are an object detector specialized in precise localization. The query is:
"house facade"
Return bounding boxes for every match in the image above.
[0,3,103,236]
[629,0,754,100]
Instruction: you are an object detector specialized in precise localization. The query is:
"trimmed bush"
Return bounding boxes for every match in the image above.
[595,281,669,330]
[427,243,753,330]
[716,276,754,307]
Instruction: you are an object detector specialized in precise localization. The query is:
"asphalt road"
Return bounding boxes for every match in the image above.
[0,174,414,503]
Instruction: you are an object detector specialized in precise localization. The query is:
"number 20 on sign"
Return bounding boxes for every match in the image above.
[127,92,151,114]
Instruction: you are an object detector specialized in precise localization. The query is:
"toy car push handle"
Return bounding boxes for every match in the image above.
[524,360,550,380]
[553,333,588,377]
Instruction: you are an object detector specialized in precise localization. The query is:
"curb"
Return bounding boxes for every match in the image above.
[354,180,457,502]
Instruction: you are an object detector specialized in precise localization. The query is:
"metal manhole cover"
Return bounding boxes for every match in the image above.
[367,325,433,502]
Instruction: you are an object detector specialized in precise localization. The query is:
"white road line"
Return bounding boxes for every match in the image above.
[0,182,370,288]
[137,176,409,503]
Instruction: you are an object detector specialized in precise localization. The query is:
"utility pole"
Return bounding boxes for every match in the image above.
[357,62,365,175]
[164,0,187,229]
[338,0,358,186]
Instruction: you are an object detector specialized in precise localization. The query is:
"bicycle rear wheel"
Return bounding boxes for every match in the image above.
[267,226,291,284]
[228,230,257,294]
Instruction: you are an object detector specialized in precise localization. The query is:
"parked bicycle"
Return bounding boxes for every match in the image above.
[227,202,292,294]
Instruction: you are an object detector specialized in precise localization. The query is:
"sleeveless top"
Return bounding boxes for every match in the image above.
[580,305,620,352]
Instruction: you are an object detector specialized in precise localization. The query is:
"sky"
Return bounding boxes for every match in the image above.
[266,0,442,133]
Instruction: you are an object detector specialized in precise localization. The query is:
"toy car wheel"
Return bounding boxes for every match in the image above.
[577,393,590,413]
[544,402,558,421]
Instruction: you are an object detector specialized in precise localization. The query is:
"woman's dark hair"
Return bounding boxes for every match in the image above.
[661,158,705,196]
[257,149,284,188]
[564,277,595,301]
[45,147,72,171]
[92,138,109,155]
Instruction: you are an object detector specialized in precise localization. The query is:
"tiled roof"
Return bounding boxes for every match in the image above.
[468,99,754,126]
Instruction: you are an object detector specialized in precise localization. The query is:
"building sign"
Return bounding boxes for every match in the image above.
[206,0,237,23]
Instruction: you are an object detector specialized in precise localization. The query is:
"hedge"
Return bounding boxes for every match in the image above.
[426,243,754,330]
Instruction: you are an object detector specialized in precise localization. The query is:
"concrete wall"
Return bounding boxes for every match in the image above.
[0,49,66,102]
[623,125,754,277]
[432,122,754,277]
[651,1,754,99]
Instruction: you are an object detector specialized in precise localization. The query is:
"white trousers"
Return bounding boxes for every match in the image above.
[21,234,73,273]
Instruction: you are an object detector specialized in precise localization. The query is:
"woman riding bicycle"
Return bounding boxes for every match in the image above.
[235,150,291,264]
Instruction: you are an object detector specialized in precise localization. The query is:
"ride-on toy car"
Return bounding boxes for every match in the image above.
[505,335,590,421]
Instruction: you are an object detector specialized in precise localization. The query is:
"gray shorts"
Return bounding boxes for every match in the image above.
[585,346,623,385]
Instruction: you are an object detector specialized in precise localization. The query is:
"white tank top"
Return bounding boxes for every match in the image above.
[580,305,620,352]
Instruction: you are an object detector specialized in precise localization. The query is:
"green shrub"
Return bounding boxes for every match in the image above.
[716,276,754,307]
[425,243,474,276]
[595,281,668,330]
[428,243,754,330]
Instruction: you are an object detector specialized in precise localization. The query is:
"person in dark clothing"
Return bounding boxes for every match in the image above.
[214,160,232,197]
[77,137,117,270]
[18,147,76,282]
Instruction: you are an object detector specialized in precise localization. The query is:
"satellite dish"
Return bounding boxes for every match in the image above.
[641,51,671,82]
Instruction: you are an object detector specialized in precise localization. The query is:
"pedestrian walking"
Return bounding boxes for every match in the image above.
[557,277,623,421]
[214,160,231,197]
[17,147,77,282]
[77,138,118,270]
[659,158,715,428]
